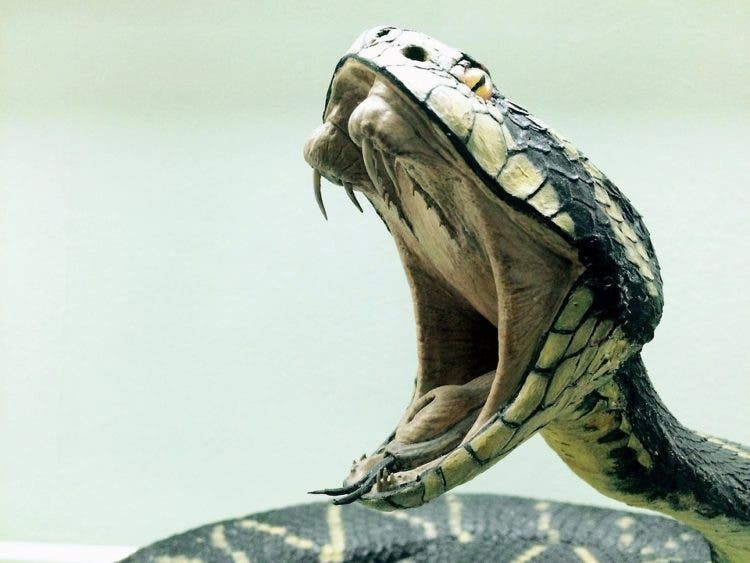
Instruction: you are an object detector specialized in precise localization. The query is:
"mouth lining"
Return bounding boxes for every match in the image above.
[390,313,499,469]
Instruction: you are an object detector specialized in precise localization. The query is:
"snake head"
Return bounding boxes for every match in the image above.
[304,27,664,510]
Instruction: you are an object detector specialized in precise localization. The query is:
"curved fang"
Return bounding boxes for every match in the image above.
[331,472,378,505]
[308,475,369,497]
[309,455,394,504]
[344,182,363,213]
[313,169,327,220]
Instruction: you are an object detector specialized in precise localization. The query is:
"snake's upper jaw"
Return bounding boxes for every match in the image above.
[304,122,371,188]
[303,63,382,220]
[304,128,370,220]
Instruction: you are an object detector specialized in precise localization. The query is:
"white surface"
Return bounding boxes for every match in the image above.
[0,542,134,563]
[1,1,748,548]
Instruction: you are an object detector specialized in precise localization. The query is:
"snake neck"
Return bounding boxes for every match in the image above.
[542,354,750,562]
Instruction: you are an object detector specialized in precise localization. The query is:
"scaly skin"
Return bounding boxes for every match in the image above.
[126,494,713,562]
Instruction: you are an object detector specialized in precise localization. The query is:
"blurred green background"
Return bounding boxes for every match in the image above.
[1,0,748,549]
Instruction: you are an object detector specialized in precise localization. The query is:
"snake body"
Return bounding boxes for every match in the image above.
[127,494,712,562]
[127,28,750,562]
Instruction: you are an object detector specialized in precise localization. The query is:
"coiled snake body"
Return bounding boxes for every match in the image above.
[127,27,750,562]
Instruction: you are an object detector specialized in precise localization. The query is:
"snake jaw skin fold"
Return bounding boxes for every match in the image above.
[127,27,750,562]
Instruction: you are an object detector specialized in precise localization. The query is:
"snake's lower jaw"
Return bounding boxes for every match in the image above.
[343,367,521,505]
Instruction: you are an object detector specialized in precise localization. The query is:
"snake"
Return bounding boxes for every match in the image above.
[126,27,750,562]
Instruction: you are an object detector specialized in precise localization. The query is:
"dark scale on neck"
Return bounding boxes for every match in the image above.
[612,355,750,523]
[543,354,750,561]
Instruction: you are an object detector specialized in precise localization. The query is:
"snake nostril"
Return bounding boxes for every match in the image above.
[401,45,428,62]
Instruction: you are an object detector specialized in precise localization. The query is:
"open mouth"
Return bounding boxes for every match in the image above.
[303,37,584,509]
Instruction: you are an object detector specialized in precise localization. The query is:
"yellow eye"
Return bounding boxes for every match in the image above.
[462,67,493,101]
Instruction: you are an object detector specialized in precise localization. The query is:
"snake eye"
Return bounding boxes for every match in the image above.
[462,67,493,100]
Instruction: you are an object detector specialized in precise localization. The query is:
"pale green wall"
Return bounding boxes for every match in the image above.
[1,1,748,547]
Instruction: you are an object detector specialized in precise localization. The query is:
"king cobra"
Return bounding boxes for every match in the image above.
[127,27,749,562]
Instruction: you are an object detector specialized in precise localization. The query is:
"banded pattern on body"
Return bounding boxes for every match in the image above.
[125,494,711,562]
